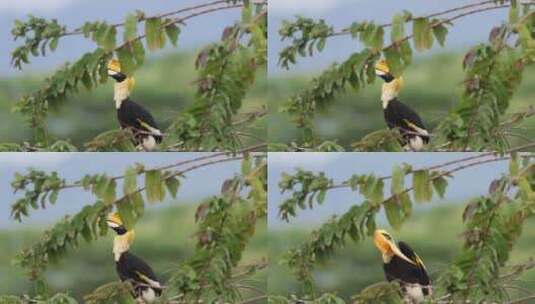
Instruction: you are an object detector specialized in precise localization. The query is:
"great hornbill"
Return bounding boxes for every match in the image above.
[107,212,162,303]
[373,229,432,303]
[374,59,429,151]
[107,59,162,151]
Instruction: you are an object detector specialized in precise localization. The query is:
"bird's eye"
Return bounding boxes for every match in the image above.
[382,233,391,240]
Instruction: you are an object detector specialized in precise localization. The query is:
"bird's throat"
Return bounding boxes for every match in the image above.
[114,81,130,109]
[113,234,132,261]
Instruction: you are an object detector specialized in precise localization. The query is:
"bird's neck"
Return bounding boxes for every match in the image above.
[114,80,131,109]
[113,232,133,261]
[381,79,402,109]
[382,252,393,263]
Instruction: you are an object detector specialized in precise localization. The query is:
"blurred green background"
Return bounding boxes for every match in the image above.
[268,204,535,301]
[0,52,267,148]
[268,53,535,148]
[0,204,267,300]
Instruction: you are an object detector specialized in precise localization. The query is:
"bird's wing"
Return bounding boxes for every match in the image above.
[120,99,160,131]
[124,252,161,288]
[387,99,427,131]
[398,241,431,285]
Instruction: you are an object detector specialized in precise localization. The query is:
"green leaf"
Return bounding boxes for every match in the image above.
[413,170,432,203]
[145,170,165,203]
[384,46,403,77]
[49,37,59,51]
[391,165,405,194]
[384,198,402,230]
[317,190,326,205]
[103,179,117,204]
[432,23,448,47]
[165,24,180,46]
[116,45,135,75]
[509,0,519,24]
[132,40,145,65]
[124,13,138,42]
[117,198,135,230]
[49,190,59,205]
[399,40,413,64]
[413,18,433,51]
[165,176,180,199]
[100,25,117,51]
[241,155,252,176]
[145,18,166,51]
[123,166,138,195]
[432,176,448,198]
[391,13,405,43]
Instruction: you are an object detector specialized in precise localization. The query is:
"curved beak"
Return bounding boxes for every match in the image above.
[374,230,415,265]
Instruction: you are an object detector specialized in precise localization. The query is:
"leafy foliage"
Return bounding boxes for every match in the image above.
[2,151,267,303]
[275,1,535,151]
[5,0,267,151]
[273,151,535,302]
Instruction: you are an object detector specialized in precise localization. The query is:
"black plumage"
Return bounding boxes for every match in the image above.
[383,98,429,146]
[117,98,163,145]
[116,251,162,299]
[383,241,431,296]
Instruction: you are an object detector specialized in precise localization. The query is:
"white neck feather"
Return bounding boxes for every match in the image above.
[113,235,131,261]
[381,83,399,109]
[114,81,130,109]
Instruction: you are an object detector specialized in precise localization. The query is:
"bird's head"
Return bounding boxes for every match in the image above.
[373,229,414,264]
[107,212,134,237]
[375,59,404,84]
[107,59,135,90]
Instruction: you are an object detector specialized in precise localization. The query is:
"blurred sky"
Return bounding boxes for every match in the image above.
[0,0,241,76]
[268,0,512,75]
[268,153,509,230]
[0,153,241,229]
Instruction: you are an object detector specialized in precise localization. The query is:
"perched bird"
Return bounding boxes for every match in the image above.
[107,59,162,151]
[374,59,429,151]
[373,229,432,304]
[107,212,162,303]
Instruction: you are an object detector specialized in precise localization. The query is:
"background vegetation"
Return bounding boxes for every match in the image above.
[268,204,535,301]
[268,53,535,149]
[0,52,267,150]
[0,205,267,300]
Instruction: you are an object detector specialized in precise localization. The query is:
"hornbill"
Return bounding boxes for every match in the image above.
[107,212,162,303]
[107,59,162,151]
[373,229,432,303]
[374,59,429,151]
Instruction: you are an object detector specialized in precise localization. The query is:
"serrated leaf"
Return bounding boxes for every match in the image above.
[145,170,165,203]
[391,165,405,194]
[49,189,59,205]
[165,23,180,46]
[124,13,138,42]
[145,18,166,51]
[384,198,402,230]
[241,155,251,176]
[432,176,448,198]
[132,40,145,65]
[100,25,117,51]
[117,198,135,230]
[384,46,403,77]
[165,176,180,199]
[391,13,405,43]
[413,18,433,51]
[413,170,432,203]
[123,166,137,195]
[509,0,519,24]
[103,179,117,204]
[400,40,413,64]
[116,45,135,75]
[432,23,448,47]
[317,190,326,205]
[49,37,59,51]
